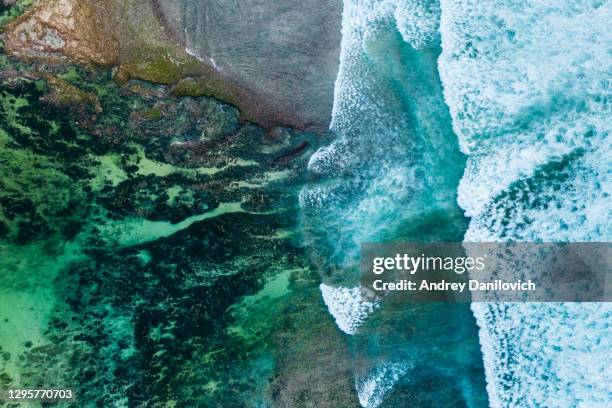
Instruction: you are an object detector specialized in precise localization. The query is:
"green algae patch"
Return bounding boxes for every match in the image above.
[0,90,31,135]
[0,0,33,29]
[170,77,218,98]
[57,66,82,84]
[39,74,102,114]
[90,153,130,190]
[118,48,205,85]
[144,106,162,120]
[0,129,86,241]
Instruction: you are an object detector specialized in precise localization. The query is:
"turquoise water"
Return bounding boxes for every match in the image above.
[301,0,611,407]
[300,1,487,406]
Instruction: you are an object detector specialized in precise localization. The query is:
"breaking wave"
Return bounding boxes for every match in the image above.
[356,362,411,408]
[301,0,610,407]
[438,0,611,406]
[319,283,380,335]
[299,0,465,333]
[300,0,469,406]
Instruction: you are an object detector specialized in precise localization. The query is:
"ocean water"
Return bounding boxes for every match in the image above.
[300,0,486,406]
[438,1,612,406]
[301,0,611,407]
[300,0,467,301]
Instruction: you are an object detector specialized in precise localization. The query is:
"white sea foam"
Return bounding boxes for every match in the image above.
[301,0,424,336]
[303,3,464,406]
[394,0,441,49]
[356,362,411,408]
[319,284,380,335]
[472,302,612,408]
[439,0,612,406]
[301,0,459,337]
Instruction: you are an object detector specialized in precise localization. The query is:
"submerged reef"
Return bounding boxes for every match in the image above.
[0,3,361,406]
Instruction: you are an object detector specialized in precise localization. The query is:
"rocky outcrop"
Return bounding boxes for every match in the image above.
[2,0,342,130]
[1,0,302,128]
[3,0,117,65]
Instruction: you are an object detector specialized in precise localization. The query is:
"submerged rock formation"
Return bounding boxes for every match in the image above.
[0,25,355,405]
[0,2,356,406]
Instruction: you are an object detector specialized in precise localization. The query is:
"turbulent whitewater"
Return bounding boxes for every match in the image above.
[301,0,611,407]
[300,0,466,333]
[438,1,612,406]
[300,0,483,407]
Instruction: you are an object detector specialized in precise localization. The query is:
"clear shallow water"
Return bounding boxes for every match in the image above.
[301,0,611,407]
[0,44,353,405]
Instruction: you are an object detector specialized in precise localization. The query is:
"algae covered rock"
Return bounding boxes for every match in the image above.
[0,35,351,405]
[2,0,118,65]
[1,0,337,129]
[1,0,230,122]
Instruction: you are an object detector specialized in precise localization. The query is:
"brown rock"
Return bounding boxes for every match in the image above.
[1,0,339,130]
[2,0,118,65]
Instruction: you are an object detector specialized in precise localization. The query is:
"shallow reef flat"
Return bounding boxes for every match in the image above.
[0,3,360,405]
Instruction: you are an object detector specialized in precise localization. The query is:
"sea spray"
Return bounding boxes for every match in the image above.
[438,0,612,406]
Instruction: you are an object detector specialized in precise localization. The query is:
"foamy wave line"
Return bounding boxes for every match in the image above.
[356,362,411,408]
[320,284,379,335]
[439,0,612,406]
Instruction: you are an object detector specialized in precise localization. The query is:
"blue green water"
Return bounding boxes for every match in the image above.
[299,1,487,406]
[300,1,611,407]
[0,0,610,406]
